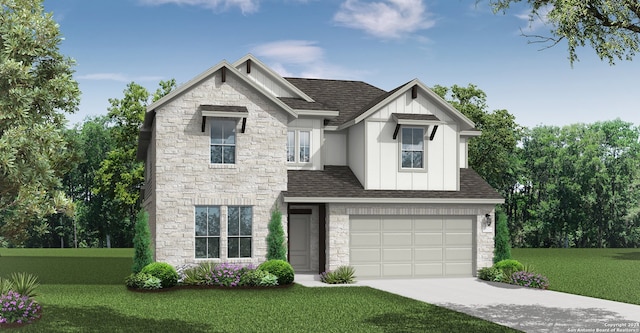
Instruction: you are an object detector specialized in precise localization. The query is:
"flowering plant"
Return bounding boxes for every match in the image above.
[0,291,41,325]
[510,271,549,289]
[208,263,246,287]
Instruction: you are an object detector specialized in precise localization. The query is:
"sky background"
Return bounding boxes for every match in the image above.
[43,0,639,129]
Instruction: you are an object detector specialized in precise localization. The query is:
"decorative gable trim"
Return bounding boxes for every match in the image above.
[199,105,249,133]
[391,113,443,140]
[233,54,315,102]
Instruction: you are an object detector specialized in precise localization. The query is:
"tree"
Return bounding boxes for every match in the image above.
[489,0,640,64]
[94,80,175,247]
[132,210,153,273]
[0,0,80,243]
[493,209,512,263]
[266,209,287,261]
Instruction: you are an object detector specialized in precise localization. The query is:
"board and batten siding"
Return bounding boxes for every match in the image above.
[362,90,459,191]
[236,62,298,98]
[459,137,469,168]
[287,117,323,170]
[348,122,366,185]
[323,131,348,166]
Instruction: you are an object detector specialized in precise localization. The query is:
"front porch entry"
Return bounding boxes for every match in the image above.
[287,205,326,274]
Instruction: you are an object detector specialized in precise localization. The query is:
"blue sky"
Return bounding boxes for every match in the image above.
[44,0,639,128]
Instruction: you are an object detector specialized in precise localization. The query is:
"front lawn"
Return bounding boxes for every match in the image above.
[1,249,516,332]
[512,248,640,305]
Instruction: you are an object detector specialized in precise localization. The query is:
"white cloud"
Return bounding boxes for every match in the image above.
[251,40,368,79]
[139,0,260,14]
[333,0,435,39]
[515,4,553,33]
[77,73,164,82]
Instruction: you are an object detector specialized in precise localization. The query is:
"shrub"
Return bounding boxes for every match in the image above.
[0,291,41,325]
[141,262,178,288]
[320,266,356,284]
[477,267,502,282]
[0,277,14,295]
[494,259,525,283]
[493,209,511,264]
[266,209,287,261]
[125,272,153,289]
[511,271,549,289]
[259,273,279,287]
[132,210,153,274]
[208,263,244,287]
[258,260,295,285]
[8,272,39,298]
[239,269,267,287]
[142,276,162,290]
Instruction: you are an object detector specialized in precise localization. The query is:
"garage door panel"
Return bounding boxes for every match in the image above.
[414,233,442,246]
[445,263,472,276]
[414,263,444,276]
[351,217,381,231]
[415,248,443,261]
[350,248,380,262]
[383,264,412,277]
[446,248,472,261]
[383,218,412,231]
[352,264,381,277]
[383,248,412,261]
[351,233,380,247]
[445,233,472,246]
[446,218,471,231]
[414,219,442,231]
[383,233,412,246]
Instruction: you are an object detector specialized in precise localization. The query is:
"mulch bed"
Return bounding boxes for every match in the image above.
[127,283,294,292]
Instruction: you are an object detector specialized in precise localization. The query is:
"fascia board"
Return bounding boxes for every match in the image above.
[296,110,340,117]
[283,197,505,204]
[233,54,315,102]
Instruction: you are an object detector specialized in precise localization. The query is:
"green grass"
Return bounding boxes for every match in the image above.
[0,248,133,284]
[512,248,640,305]
[12,284,516,333]
[1,248,516,332]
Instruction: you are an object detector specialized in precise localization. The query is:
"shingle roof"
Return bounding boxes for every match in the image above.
[284,166,503,201]
[283,78,388,126]
[393,113,440,121]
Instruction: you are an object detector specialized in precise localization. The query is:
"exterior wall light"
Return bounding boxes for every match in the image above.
[484,214,492,227]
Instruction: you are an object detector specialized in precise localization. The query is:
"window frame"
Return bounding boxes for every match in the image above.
[194,206,221,259]
[227,206,253,259]
[399,126,427,171]
[210,119,237,165]
[287,129,312,165]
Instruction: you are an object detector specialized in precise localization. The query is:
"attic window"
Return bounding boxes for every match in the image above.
[391,113,442,141]
[200,105,249,133]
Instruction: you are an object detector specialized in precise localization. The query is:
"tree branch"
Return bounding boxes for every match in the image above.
[520,28,564,50]
[587,2,640,34]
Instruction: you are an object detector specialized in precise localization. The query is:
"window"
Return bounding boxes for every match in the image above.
[287,130,311,164]
[401,127,424,169]
[211,120,236,164]
[195,206,220,258]
[227,206,252,258]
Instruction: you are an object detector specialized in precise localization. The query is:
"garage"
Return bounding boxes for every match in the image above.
[350,216,474,278]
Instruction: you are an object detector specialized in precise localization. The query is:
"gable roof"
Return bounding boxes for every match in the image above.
[284,166,503,204]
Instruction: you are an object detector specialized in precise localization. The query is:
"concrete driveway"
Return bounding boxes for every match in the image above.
[359,278,640,333]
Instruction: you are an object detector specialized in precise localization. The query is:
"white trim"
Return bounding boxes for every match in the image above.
[283,197,505,204]
[233,54,315,102]
[398,126,427,172]
[324,125,339,131]
[202,110,248,118]
[296,110,340,117]
[394,118,443,126]
[460,130,482,137]
[287,128,313,166]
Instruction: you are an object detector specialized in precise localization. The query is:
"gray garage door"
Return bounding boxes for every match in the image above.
[350,216,473,278]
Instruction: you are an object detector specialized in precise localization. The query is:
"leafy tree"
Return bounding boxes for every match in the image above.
[0,0,80,243]
[132,210,153,273]
[489,0,640,64]
[493,209,511,263]
[266,209,287,261]
[94,80,175,247]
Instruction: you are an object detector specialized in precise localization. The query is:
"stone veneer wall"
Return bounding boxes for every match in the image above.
[150,71,288,267]
[326,203,496,276]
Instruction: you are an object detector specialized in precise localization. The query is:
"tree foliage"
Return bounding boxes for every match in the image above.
[266,209,287,261]
[494,209,512,263]
[132,210,153,273]
[489,0,640,64]
[0,0,80,243]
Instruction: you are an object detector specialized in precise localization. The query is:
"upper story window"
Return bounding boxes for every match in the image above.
[287,130,311,164]
[401,127,424,169]
[211,120,236,164]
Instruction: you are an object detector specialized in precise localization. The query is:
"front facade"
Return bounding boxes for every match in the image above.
[136,54,503,279]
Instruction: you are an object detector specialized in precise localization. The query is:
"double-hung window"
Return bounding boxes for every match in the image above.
[195,206,220,258]
[227,206,252,258]
[401,127,425,169]
[287,130,311,164]
[211,120,236,164]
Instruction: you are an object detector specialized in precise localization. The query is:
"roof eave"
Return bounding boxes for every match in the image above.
[283,197,504,204]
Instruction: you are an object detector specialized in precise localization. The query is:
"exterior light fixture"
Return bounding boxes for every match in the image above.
[485,214,492,227]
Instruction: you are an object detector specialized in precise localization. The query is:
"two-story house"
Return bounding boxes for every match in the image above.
[136,54,503,279]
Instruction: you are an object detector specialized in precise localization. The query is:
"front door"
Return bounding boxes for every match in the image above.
[289,214,311,271]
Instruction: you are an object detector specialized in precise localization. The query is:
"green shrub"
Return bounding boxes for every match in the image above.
[9,272,39,298]
[141,262,178,288]
[259,273,278,287]
[495,259,524,282]
[239,269,267,287]
[320,266,356,284]
[132,210,154,273]
[477,267,501,282]
[0,277,14,295]
[493,209,511,264]
[142,276,162,290]
[258,260,294,285]
[266,209,287,261]
[125,272,154,289]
